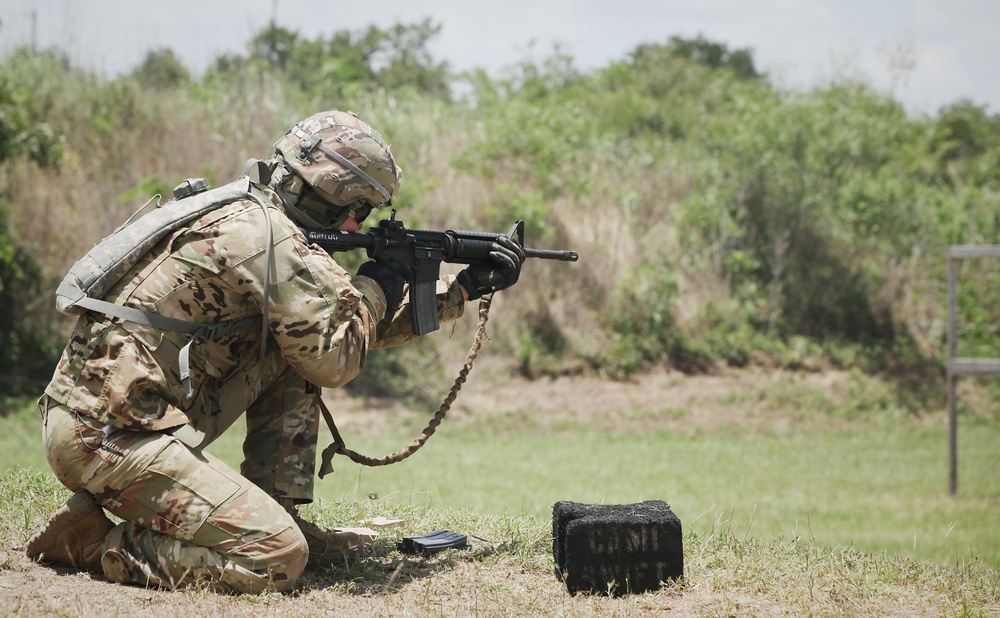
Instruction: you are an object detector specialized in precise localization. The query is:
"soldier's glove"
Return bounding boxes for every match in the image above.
[457,235,526,301]
[356,260,407,319]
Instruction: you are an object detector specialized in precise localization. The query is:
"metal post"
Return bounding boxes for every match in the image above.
[944,245,1000,495]
[947,255,958,495]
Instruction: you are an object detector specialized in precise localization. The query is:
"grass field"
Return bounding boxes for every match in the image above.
[226,414,1000,570]
[3,464,998,616]
[2,370,999,615]
[3,369,998,572]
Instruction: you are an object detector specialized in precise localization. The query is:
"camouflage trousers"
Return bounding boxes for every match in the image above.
[184,347,324,504]
[39,352,327,593]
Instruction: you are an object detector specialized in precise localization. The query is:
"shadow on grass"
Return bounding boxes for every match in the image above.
[296,537,478,595]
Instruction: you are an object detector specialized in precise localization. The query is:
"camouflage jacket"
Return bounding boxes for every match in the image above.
[44,184,465,431]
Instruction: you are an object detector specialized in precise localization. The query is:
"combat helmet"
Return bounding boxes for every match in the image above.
[271,110,401,228]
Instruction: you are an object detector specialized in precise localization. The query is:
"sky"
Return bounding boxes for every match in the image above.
[1,0,998,115]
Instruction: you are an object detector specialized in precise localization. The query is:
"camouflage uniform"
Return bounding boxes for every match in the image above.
[39,183,465,593]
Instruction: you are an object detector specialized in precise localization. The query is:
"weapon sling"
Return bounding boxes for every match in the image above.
[317,294,493,478]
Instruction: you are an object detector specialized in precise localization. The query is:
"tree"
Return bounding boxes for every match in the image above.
[131,49,190,89]
[633,35,762,81]
[233,20,451,99]
[372,19,450,98]
[928,100,1000,189]
[249,23,300,70]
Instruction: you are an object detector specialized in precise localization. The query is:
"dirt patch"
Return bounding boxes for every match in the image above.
[326,363,874,437]
[0,545,688,617]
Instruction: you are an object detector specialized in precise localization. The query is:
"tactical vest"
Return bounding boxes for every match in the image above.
[56,175,276,396]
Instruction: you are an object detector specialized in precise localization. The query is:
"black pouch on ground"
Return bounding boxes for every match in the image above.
[397,530,469,556]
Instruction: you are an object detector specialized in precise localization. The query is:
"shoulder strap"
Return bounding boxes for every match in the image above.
[74,295,256,397]
[57,176,273,397]
[56,178,254,316]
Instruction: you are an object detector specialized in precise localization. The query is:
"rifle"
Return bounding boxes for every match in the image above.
[301,211,579,335]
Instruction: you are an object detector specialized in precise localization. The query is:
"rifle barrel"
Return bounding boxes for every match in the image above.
[524,248,579,262]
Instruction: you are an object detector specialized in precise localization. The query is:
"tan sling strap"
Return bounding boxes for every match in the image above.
[317,294,493,478]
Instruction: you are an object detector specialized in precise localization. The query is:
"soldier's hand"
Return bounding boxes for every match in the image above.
[457,235,525,300]
[356,260,407,318]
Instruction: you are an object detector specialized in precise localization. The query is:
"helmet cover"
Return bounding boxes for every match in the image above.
[273,110,401,227]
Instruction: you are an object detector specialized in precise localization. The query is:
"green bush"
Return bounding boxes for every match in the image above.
[0,210,59,395]
[598,264,686,377]
[0,49,66,396]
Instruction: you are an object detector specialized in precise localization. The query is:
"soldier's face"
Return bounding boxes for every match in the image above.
[338,216,362,233]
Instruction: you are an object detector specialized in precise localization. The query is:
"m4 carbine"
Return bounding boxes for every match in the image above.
[301,211,578,335]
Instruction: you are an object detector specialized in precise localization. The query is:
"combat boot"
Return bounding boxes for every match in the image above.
[25,490,114,573]
[279,498,367,563]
